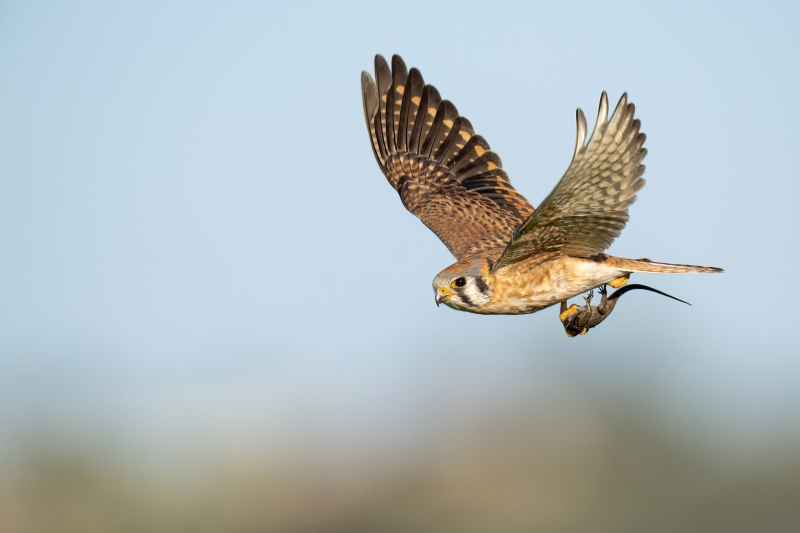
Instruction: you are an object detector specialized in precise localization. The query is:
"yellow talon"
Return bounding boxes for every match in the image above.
[580,327,588,335]
[559,303,578,321]
[609,274,630,288]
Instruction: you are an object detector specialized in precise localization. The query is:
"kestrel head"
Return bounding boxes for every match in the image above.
[433,259,492,311]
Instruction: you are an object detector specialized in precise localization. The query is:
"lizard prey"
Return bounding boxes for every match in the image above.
[559,284,690,338]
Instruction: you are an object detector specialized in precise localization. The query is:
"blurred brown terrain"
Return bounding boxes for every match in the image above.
[2,388,799,533]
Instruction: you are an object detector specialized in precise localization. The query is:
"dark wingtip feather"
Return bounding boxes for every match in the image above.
[361,72,378,117]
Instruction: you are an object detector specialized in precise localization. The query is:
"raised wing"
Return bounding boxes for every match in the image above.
[494,92,647,270]
[362,54,534,261]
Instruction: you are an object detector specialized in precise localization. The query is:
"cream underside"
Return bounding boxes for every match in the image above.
[482,258,625,315]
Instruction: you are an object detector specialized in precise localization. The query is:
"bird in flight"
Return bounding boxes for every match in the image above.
[360,54,722,320]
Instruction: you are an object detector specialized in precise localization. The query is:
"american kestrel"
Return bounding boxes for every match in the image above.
[361,54,722,319]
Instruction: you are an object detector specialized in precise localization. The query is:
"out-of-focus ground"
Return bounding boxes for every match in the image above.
[2,370,799,533]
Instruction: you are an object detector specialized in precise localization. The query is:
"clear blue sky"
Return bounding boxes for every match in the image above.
[1,1,798,462]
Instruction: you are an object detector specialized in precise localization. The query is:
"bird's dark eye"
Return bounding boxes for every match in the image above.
[453,277,467,288]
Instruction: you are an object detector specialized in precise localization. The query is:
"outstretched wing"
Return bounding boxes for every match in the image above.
[493,92,647,270]
[362,54,534,261]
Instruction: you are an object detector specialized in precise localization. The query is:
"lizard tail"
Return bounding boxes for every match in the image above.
[608,283,691,305]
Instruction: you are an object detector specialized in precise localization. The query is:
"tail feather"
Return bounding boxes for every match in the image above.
[598,255,724,274]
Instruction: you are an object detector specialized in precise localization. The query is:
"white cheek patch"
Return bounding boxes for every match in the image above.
[463,280,491,306]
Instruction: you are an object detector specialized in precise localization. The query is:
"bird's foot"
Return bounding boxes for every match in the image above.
[584,290,594,306]
[609,274,630,288]
[559,301,578,322]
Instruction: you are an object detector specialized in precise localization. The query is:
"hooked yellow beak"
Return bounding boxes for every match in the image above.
[435,287,451,306]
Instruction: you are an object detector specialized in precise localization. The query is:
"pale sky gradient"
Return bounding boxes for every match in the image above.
[1,1,799,463]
